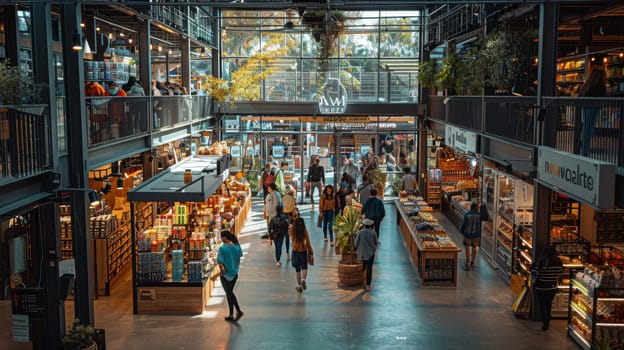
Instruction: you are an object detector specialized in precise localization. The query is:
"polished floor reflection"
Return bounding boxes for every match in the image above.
[1,198,579,349]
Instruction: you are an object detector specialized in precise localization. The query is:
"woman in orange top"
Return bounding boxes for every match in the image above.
[289,210,313,293]
[319,184,337,246]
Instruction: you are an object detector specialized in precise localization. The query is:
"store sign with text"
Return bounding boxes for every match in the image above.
[318,78,348,114]
[445,125,477,153]
[537,146,615,209]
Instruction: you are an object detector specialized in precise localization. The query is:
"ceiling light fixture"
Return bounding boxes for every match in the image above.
[72,32,83,51]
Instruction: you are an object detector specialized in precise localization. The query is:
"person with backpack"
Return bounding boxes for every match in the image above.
[361,188,385,238]
[263,183,282,239]
[307,157,325,211]
[261,163,276,200]
[268,204,290,266]
[357,174,374,205]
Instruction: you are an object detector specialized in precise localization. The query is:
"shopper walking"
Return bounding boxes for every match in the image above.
[355,218,379,291]
[336,173,352,215]
[268,205,290,266]
[264,183,282,239]
[361,188,385,238]
[275,161,288,195]
[531,245,563,331]
[401,168,419,195]
[307,157,325,211]
[357,174,374,205]
[261,163,276,200]
[319,184,337,246]
[460,202,486,271]
[217,230,243,322]
[342,158,359,186]
[282,185,296,260]
[578,68,607,156]
[289,217,313,293]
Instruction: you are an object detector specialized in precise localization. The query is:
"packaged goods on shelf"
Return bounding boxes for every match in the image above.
[137,250,167,282]
[172,249,184,281]
[90,214,119,238]
[188,261,204,283]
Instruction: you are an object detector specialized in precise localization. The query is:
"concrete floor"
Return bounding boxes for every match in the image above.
[1,198,579,350]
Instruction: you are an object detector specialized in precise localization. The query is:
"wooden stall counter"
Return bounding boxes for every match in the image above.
[136,265,218,315]
[395,199,461,287]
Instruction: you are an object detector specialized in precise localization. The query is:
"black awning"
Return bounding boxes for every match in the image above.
[127,155,228,203]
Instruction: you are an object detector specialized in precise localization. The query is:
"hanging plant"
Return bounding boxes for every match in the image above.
[435,52,459,93]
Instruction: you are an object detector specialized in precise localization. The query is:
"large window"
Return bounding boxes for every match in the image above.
[219,10,422,103]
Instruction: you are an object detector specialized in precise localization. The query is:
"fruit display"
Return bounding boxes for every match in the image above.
[418,232,458,250]
[590,246,624,266]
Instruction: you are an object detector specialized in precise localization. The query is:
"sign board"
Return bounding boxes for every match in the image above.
[537,146,615,209]
[318,78,348,114]
[445,125,477,153]
[300,116,369,123]
[12,314,29,342]
[272,145,284,158]
[11,288,46,319]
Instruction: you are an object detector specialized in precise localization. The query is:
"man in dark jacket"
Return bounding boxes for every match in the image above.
[361,188,385,237]
[460,202,488,271]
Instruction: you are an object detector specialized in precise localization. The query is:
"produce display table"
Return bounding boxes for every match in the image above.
[395,199,461,287]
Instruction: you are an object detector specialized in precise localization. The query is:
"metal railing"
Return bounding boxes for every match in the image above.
[434,95,624,168]
[0,107,52,181]
[85,95,212,147]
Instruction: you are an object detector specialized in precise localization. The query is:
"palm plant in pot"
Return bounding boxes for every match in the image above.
[62,319,96,350]
[334,206,363,287]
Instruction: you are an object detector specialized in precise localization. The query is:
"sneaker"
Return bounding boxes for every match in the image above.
[301,280,307,290]
[330,241,334,247]
[470,261,475,268]
[276,261,281,267]
[324,238,328,242]
[287,252,291,261]
[296,286,303,293]
[235,311,244,322]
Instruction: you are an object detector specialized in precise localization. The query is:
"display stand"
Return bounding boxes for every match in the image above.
[395,199,460,287]
[127,155,247,315]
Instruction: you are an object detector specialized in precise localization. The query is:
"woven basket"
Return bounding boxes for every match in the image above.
[338,261,363,287]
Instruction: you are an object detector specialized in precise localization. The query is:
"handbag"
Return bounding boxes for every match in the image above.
[317,213,323,228]
[307,252,314,266]
[210,263,225,281]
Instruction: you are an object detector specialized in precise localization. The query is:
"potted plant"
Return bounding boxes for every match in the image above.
[334,206,363,287]
[62,319,96,350]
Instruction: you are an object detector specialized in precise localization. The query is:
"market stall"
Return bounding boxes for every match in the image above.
[395,196,461,287]
[127,154,252,314]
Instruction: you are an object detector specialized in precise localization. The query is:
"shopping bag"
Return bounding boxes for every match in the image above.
[307,253,314,266]
[317,214,323,228]
[512,286,532,319]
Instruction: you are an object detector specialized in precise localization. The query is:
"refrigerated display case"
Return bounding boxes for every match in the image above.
[568,267,624,350]
[481,167,496,261]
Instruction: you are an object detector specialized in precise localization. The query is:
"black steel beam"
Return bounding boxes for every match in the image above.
[60,2,95,326]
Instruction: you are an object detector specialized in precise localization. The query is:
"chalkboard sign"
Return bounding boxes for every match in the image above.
[11,288,46,319]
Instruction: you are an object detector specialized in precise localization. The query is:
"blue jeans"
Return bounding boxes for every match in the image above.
[581,107,599,156]
[322,210,334,241]
[273,235,284,262]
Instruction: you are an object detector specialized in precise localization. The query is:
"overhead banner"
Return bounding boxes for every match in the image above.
[445,125,477,153]
[318,78,348,114]
[537,146,615,209]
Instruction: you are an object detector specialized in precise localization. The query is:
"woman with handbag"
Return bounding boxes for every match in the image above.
[530,244,563,331]
[217,231,244,322]
[289,217,313,293]
[319,185,337,246]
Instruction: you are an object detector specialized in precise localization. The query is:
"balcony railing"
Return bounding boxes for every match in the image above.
[86,95,211,147]
[433,95,624,168]
[0,106,52,181]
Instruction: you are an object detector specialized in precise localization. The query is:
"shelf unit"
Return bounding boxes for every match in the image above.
[595,209,624,243]
[426,168,441,208]
[495,174,515,279]
[556,57,586,95]
[550,237,591,318]
[481,167,497,260]
[568,273,624,350]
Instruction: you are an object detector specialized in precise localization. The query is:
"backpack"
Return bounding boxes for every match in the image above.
[264,170,276,185]
[269,215,288,240]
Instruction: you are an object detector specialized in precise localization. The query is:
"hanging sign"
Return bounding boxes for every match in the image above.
[537,146,615,209]
[445,125,477,153]
[318,78,348,114]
